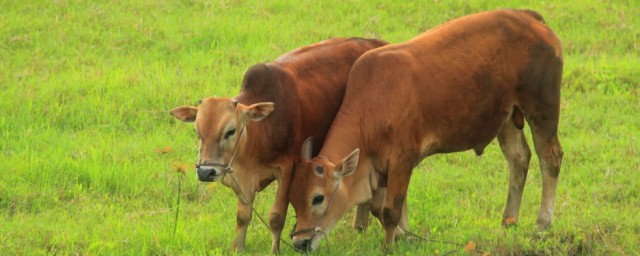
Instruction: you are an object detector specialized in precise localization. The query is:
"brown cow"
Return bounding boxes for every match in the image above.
[170,37,387,253]
[288,9,563,252]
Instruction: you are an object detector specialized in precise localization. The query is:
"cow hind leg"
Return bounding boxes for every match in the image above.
[498,116,532,227]
[529,125,563,231]
[518,54,564,231]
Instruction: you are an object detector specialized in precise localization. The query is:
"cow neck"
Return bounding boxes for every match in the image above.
[231,120,261,167]
[318,117,372,196]
[220,122,255,199]
[318,110,364,165]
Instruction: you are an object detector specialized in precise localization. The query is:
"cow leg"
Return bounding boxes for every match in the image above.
[369,187,410,239]
[267,168,292,254]
[353,202,370,232]
[530,130,563,231]
[518,42,563,231]
[399,198,409,234]
[231,194,254,252]
[497,119,532,227]
[380,167,413,250]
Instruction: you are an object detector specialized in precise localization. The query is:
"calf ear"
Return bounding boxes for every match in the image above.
[301,137,314,161]
[170,106,198,122]
[241,102,275,121]
[336,148,359,178]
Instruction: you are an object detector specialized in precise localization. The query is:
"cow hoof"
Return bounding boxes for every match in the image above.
[393,227,406,241]
[229,244,245,254]
[536,217,552,231]
[502,217,518,228]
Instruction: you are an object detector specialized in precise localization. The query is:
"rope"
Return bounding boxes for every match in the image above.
[221,122,298,253]
[223,123,466,253]
[226,171,297,253]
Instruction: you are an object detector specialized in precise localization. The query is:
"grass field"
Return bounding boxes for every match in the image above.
[1,0,639,255]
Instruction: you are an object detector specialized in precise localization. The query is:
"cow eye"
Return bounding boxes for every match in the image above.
[224,129,236,139]
[312,195,325,205]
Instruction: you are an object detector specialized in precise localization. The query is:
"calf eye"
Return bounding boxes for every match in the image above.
[312,195,325,205]
[224,129,236,139]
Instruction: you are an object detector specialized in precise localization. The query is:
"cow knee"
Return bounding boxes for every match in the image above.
[268,212,284,231]
[551,142,563,165]
[370,206,383,219]
[382,207,402,228]
[543,139,563,177]
[236,211,251,227]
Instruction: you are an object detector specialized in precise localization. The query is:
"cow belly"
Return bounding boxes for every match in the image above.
[424,103,512,155]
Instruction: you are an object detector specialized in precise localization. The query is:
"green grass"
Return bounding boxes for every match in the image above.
[1,0,639,255]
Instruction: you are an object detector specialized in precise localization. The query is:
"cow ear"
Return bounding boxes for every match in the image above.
[241,102,275,121]
[336,148,359,178]
[170,106,198,122]
[301,137,313,161]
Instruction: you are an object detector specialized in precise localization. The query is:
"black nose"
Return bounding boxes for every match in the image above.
[196,167,217,182]
[293,238,312,252]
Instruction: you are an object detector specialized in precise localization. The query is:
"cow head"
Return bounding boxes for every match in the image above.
[170,97,274,182]
[288,138,359,252]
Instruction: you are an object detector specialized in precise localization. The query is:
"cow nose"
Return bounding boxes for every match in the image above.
[196,165,219,182]
[293,238,312,252]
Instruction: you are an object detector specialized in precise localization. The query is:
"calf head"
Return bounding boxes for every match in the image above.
[170,97,274,182]
[288,138,359,252]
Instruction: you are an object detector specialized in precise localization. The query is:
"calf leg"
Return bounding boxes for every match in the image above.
[498,120,532,227]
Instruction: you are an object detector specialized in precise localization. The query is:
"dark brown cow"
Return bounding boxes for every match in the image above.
[170,37,387,253]
[288,9,563,252]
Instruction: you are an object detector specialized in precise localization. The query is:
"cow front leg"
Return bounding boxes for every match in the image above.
[267,168,292,254]
[231,196,254,253]
[369,188,407,238]
[353,202,371,232]
[398,197,409,237]
[381,168,412,251]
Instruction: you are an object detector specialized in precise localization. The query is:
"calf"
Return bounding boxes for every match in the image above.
[288,9,563,252]
[170,37,387,253]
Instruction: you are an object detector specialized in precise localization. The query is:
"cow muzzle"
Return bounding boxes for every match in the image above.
[196,163,226,182]
[293,238,313,253]
[290,224,321,253]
